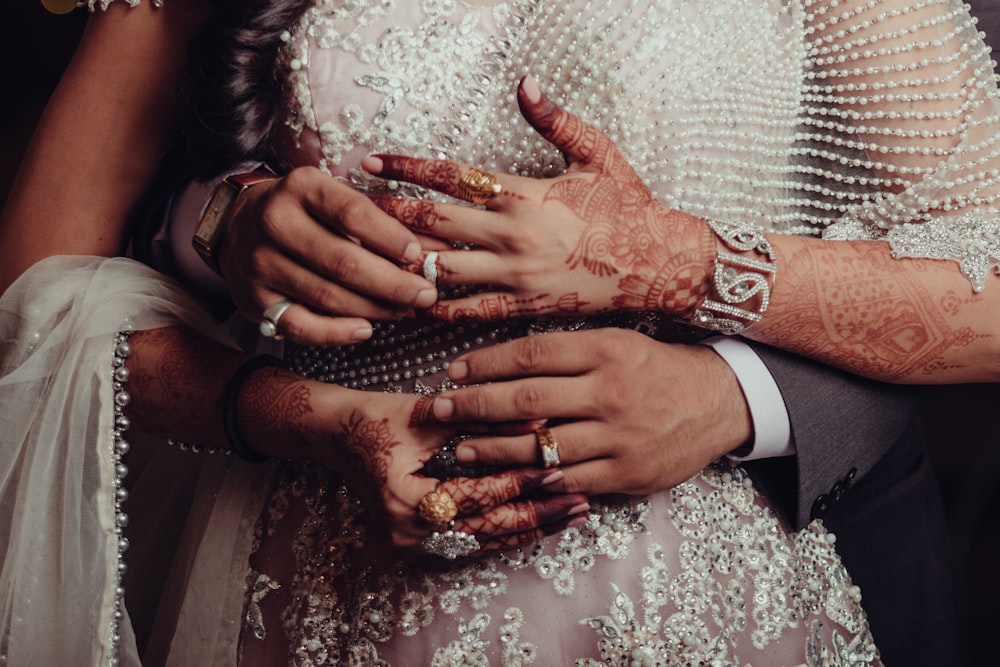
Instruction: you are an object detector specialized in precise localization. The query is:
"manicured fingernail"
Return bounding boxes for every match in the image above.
[415,289,437,308]
[403,242,422,264]
[521,74,541,103]
[541,470,565,486]
[433,397,454,420]
[567,515,588,529]
[449,360,468,381]
[352,325,373,341]
[455,444,477,463]
[568,502,590,515]
[362,155,384,174]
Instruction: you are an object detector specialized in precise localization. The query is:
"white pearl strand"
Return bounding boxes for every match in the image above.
[107,331,134,666]
[285,319,517,390]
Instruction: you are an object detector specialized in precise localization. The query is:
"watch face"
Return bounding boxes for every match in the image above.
[195,184,240,249]
[193,172,273,268]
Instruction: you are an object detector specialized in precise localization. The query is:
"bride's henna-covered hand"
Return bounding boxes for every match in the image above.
[364,75,716,324]
[242,374,589,552]
[427,328,752,497]
[125,327,587,554]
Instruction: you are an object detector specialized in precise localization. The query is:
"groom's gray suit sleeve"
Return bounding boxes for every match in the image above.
[743,342,921,530]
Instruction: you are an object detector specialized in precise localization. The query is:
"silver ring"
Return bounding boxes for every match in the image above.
[422,521,480,560]
[422,251,439,285]
[260,299,293,339]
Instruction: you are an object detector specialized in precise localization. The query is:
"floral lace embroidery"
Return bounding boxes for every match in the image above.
[247,460,876,665]
[279,0,520,180]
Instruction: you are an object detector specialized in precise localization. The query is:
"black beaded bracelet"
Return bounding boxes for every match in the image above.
[222,354,286,462]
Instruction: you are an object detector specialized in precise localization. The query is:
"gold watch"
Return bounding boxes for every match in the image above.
[192,171,275,273]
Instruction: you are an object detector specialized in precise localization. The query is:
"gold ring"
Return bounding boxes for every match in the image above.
[417,487,459,524]
[456,167,502,206]
[535,426,561,469]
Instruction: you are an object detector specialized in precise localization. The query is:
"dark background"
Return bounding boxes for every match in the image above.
[2,1,999,663]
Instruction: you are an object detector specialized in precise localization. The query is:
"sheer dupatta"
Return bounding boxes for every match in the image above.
[0,256,243,666]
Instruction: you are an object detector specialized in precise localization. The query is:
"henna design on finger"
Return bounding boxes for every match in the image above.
[375,197,450,232]
[521,85,636,178]
[431,292,589,322]
[408,395,435,427]
[379,155,463,193]
[446,473,521,515]
[467,495,588,537]
[477,511,587,552]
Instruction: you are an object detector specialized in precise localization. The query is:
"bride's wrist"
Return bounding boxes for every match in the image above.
[679,219,777,335]
[232,360,349,464]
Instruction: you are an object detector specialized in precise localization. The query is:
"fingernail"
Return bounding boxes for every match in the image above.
[362,155,384,174]
[415,289,437,308]
[521,74,541,103]
[455,444,477,463]
[352,325,373,341]
[567,515,588,529]
[541,470,565,486]
[568,502,591,516]
[433,397,455,420]
[449,360,468,381]
[403,242,422,263]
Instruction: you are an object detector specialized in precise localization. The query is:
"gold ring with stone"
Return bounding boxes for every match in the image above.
[417,487,459,524]
[535,426,561,469]
[456,167,502,206]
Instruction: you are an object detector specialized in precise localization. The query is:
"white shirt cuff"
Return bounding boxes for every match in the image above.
[701,336,794,460]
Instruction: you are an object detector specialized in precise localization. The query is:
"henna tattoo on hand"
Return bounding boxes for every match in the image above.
[759,241,984,380]
[524,84,717,316]
[239,366,315,449]
[372,197,450,232]
[430,292,588,322]
[339,410,401,487]
[408,395,435,427]
[126,328,244,445]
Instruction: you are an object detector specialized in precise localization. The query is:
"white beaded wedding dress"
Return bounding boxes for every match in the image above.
[3,0,999,665]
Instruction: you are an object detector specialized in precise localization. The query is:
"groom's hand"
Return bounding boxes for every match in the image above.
[430,328,752,496]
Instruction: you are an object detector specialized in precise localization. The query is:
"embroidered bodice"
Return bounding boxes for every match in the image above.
[266,0,1000,289]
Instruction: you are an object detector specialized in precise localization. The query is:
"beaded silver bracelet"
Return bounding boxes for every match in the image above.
[687,220,776,335]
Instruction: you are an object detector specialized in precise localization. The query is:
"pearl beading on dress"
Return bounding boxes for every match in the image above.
[108,331,134,666]
[270,0,1000,290]
[284,319,517,391]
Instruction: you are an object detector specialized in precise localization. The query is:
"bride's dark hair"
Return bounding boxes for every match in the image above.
[183,0,313,179]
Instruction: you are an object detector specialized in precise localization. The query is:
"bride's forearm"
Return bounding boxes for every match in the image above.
[744,234,1000,383]
[124,326,342,462]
